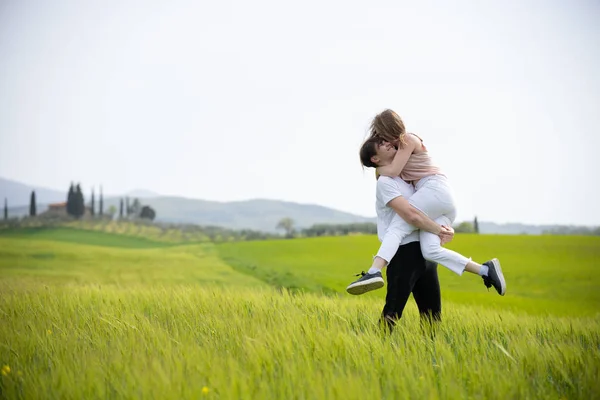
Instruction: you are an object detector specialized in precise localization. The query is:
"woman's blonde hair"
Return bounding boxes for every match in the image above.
[369,109,407,148]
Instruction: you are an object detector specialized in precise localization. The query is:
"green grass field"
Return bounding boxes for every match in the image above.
[1,228,599,399]
[217,234,600,317]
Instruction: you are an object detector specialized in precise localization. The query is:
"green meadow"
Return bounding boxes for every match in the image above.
[1,227,599,399]
[217,234,600,317]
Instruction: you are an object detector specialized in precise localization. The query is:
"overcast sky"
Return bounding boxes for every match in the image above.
[1,0,599,225]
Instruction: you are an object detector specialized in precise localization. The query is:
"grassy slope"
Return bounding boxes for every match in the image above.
[0,227,178,249]
[0,236,265,288]
[217,234,600,317]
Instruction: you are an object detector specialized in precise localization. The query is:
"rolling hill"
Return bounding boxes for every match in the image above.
[3,176,598,234]
[98,196,375,232]
[0,177,66,206]
[1,177,374,232]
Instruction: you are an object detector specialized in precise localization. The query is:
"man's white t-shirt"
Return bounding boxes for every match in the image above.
[376,176,419,245]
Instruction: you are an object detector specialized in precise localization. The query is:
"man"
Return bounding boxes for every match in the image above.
[350,170,448,329]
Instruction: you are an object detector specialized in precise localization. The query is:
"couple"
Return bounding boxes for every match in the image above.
[347,110,506,329]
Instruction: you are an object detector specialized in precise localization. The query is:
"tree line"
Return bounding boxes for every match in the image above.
[3,182,156,222]
[276,217,483,238]
[276,218,377,237]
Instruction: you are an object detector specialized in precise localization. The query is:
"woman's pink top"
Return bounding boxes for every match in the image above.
[399,134,443,182]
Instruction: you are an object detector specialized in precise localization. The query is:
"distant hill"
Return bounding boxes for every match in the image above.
[2,176,597,234]
[99,197,375,233]
[125,189,161,198]
[5,196,374,233]
[1,177,375,232]
[478,222,599,235]
[0,177,66,206]
[478,222,546,235]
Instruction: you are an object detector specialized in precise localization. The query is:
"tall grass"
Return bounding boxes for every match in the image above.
[1,230,599,399]
[1,284,598,399]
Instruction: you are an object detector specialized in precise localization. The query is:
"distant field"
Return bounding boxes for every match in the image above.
[217,234,600,317]
[0,227,176,249]
[1,228,599,399]
[0,235,264,288]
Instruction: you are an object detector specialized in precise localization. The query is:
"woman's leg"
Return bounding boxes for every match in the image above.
[373,212,418,268]
[409,177,483,274]
[409,177,507,293]
[419,215,471,275]
[407,175,455,221]
[419,223,506,295]
[346,214,416,295]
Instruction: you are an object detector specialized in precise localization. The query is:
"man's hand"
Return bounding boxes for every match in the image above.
[439,225,454,245]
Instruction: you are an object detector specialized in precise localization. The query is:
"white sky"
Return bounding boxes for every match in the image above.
[1,0,599,225]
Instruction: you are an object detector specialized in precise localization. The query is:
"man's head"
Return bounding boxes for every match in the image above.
[359,137,397,168]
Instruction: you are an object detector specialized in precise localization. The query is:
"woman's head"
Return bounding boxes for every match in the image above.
[370,109,407,147]
[359,136,396,168]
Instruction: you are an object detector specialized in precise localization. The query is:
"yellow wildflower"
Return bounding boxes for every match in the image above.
[1,365,10,376]
[47,329,52,335]
[202,386,210,395]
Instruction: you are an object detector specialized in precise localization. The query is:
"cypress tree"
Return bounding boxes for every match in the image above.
[131,198,141,217]
[99,186,104,216]
[3,198,7,220]
[119,199,124,219]
[91,188,95,217]
[79,184,85,217]
[67,183,75,216]
[29,191,37,217]
[75,184,85,217]
[474,216,480,234]
[126,197,130,216]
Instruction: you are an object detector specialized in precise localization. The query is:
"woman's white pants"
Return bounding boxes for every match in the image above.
[376,175,469,275]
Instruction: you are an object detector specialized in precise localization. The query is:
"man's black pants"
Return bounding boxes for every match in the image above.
[381,241,442,329]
